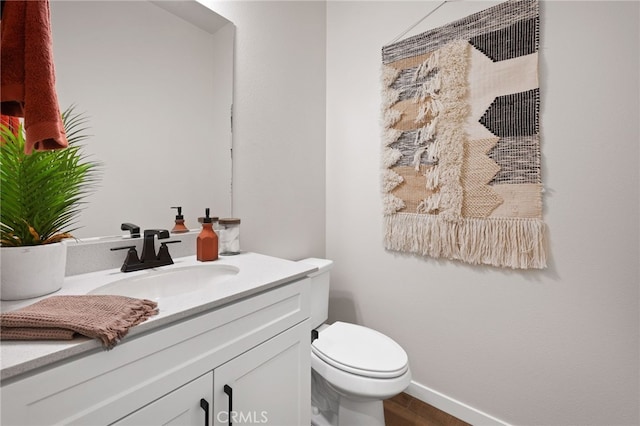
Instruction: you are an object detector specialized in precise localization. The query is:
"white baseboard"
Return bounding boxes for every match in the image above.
[405,381,511,426]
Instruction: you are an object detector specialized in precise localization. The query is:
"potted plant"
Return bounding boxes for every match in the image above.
[1,105,101,300]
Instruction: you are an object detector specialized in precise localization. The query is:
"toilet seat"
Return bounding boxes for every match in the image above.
[312,322,409,379]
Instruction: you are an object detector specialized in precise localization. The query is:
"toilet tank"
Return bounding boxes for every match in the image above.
[298,258,333,329]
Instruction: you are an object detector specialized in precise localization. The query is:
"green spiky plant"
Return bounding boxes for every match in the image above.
[0,105,101,246]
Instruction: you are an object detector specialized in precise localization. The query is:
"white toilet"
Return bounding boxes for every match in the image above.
[300,258,411,426]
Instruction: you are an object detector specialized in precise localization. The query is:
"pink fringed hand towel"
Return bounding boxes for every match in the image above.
[0,0,68,154]
[0,295,159,348]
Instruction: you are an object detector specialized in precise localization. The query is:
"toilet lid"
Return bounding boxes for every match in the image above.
[312,322,409,379]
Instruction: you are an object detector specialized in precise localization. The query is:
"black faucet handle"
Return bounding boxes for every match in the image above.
[111,245,141,273]
[143,229,170,239]
[157,240,181,264]
[110,245,137,251]
[121,223,140,238]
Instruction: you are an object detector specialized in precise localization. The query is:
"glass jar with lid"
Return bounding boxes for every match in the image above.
[218,218,241,255]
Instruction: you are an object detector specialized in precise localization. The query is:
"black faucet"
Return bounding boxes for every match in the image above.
[140,229,169,262]
[111,229,180,272]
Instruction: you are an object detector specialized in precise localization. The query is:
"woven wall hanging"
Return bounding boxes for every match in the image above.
[381,0,546,269]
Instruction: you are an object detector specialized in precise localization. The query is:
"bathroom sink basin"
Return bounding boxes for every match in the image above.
[89,264,239,301]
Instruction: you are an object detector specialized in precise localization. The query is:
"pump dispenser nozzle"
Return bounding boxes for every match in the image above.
[203,208,212,223]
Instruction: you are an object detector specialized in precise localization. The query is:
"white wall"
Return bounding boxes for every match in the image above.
[208,1,327,260]
[326,1,639,425]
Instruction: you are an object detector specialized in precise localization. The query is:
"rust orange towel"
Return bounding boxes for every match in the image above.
[0,113,20,138]
[0,0,68,154]
[0,295,159,348]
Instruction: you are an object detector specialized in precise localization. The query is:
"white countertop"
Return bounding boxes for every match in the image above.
[0,252,316,382]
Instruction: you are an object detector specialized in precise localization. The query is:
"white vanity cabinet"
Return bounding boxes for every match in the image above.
[1,277,311,426]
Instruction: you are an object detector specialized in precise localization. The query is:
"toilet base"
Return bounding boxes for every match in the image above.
[310,365,409,426]
[338,398,385,426]
[311,369,386,426]
[311,397,385,426]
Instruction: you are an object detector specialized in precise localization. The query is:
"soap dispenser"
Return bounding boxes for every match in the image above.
[197,208,218,262]
[171,206,189,234]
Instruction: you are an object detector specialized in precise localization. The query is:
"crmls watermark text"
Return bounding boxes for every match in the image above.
[216,411,268,424]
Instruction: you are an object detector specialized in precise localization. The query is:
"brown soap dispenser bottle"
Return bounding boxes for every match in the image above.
[171,206,189,233]
[197,208,218,262]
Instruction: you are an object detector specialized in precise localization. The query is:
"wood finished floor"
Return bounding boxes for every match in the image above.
[383,393,471,426]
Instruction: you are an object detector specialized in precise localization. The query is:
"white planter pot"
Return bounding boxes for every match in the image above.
[0,243,67,301]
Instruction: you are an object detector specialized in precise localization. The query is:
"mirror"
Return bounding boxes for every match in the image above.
[50,0,234,239]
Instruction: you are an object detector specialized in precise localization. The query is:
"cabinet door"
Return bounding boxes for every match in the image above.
[213,320,310,426]
[112,372,213,426]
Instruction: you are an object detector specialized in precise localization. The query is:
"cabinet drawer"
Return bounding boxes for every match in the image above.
[1,278,310,426]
